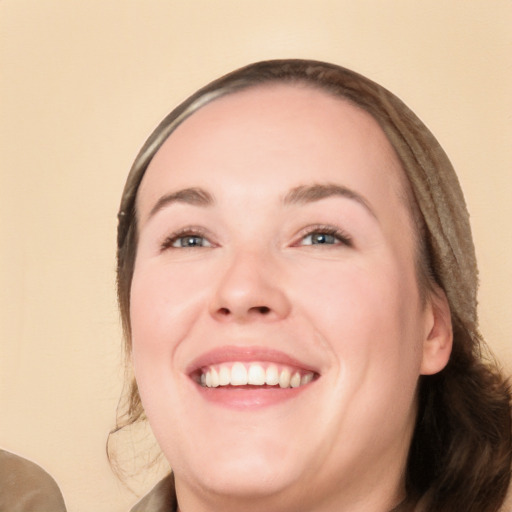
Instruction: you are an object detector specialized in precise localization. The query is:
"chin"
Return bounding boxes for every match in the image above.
[168,430,310,501]
[201,459,292,497]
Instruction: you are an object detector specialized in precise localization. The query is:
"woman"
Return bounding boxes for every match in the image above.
[112,60,511,512]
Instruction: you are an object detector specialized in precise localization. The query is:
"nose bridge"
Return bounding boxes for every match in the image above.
[210,245,290,322]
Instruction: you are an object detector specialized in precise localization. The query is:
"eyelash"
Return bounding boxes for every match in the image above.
[159,224,353,252]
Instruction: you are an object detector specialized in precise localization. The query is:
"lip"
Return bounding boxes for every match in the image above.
[187,345,320,374]
[187,345,320,410]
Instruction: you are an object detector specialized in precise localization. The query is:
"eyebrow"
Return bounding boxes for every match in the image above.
[148,187,214,219]
[146,183,376,221]
[283,183,376,218]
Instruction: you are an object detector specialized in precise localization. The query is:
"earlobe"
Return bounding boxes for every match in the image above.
[420,287,453,376]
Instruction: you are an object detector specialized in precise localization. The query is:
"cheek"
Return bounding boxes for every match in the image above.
[129,262,208,369]
[286,258,425,459]
[294,257,424,376]
[128,262,211,444]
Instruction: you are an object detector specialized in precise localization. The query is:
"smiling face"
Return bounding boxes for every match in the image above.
[130,84,451,512]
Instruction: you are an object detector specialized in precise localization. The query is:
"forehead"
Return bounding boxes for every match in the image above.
[155,83,397,157]
[137,83,407,215]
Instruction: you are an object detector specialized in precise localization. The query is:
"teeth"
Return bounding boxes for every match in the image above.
[290,372,301,388]
[210,367,219,388]
[266,364,279,385]
[301,373,313,386]
[200,362,315,389]
[279,368,291,388]
[230,362,248,385]
[218,365,231,386]
[247,364,266,385]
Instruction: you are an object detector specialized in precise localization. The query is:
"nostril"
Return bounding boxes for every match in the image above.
[214,305,273,318]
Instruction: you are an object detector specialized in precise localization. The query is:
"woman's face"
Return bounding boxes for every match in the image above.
[130,85,449,510]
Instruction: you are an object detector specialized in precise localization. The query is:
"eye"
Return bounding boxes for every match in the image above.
[298,226,352,247]
[302,232,338,245]
[160,228,213,251]
[172,235,211,248]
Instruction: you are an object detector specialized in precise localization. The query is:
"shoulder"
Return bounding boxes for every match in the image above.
[0,449,67,512]
[130,473,177,512]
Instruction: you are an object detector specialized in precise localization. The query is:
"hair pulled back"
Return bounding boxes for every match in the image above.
[112,60,511,511]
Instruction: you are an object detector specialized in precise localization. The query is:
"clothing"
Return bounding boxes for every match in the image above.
[0,450,67,512]
[130,474,176,512]
[129,473,413,512]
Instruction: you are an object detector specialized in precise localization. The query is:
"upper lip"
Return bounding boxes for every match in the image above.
[186,345,320,376]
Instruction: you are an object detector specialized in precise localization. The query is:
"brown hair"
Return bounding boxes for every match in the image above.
[111,60,511,511]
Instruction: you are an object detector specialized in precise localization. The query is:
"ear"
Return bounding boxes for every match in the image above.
[420,286,453,375]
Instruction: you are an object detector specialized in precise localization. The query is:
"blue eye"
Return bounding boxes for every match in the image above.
[302,232,339,245]
[171,235,211,248]
[299,227,352,247]
[160,229,213,251]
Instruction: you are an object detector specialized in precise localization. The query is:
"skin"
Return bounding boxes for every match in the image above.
[130,84,452,512]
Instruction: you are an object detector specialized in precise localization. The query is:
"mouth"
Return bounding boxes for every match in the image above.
[187,346,320,408]
[194,362,316,389]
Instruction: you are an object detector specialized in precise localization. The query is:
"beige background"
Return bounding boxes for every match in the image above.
[1,1,511,511]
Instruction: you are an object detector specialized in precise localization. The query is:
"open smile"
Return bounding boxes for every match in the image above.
[188,346,320,408]
[196,361,315,388]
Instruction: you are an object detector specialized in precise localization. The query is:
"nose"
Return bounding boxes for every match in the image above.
[209,249,291,323]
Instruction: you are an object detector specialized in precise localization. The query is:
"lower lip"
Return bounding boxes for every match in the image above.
[194,383,314,409]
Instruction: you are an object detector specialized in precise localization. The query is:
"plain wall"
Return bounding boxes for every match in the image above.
[1,2,511,511]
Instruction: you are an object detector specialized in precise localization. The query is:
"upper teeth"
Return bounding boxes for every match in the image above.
[199,362,314,389]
